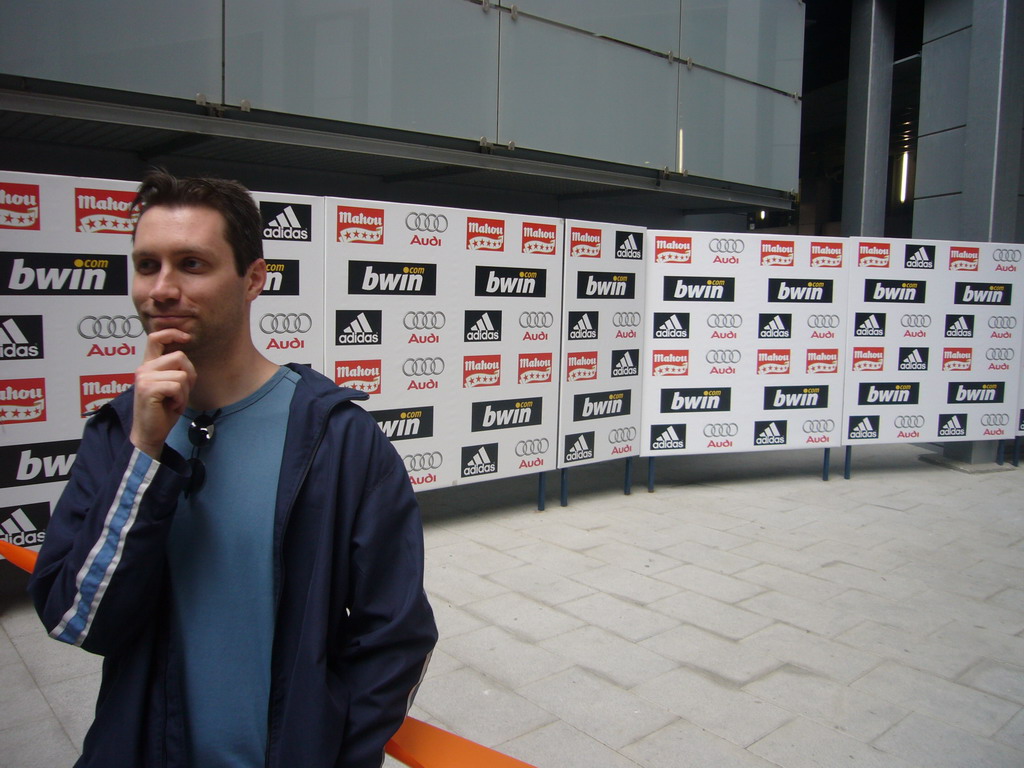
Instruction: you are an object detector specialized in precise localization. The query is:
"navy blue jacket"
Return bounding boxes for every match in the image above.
[29,363,437,768]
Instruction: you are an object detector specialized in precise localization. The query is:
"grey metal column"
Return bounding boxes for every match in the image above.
[841,0,895,236]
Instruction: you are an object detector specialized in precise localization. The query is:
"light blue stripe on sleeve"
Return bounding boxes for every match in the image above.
[53,449,157,646]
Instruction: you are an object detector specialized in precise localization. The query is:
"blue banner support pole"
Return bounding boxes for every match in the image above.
[560,468,569,507]
[537,472,546,511]
[996,440,1006,466]
[844,446,852,479]
[647,457,655,492]
[624,457,633,495]
[1013,436,1021,467]
[822,448,830,481]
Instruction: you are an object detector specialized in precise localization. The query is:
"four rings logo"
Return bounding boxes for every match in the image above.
[1,316,43,360]
[709,238,744,254]
[403,452,442,472]
[78,315,144,339]
[807,314,840,329]
[612,312,641,328]
[706,314,742,329]
[259,313,311,334]
[706,349,741,364]
[992,248,1021,271]
[988,316,1017,330]
[901,314,931,328]
[608,426,637,444]
[703,423,738,438]
[403,358,444,377]
[515,438,549,457]
[980,413,1010,427]
[520,312,554,329]
[893,415,925,430]
[405,212,448,233]
[802,419,835,433]
[405,312,446,330]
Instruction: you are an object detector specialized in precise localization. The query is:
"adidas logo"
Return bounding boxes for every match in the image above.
[856,314,885,337]
[759,314,790,338]
[564,433,594,462]
[905,245,935,269]
[654,314,688,339]
[754,421,786,445]
[611,350,638,377]
[651,425,685,450]
[615,232,643,260]
[568,313,598,340]
[1,507,45,547]
[899,348,928,370]
[848,416,879,440]
[938,414,967,437]
[0,316,42,359]
[337,312,380,345]
[462,445,498,476]
[945,316,973,338]
[466,313,500,341]
[262,204,311,241]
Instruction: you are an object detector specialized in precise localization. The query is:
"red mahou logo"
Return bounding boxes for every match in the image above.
[75,188,138,234]
[0,377,46,423]
[0,183,41,230]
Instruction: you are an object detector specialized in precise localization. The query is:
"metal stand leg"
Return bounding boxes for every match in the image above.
[647,457,655,492]
[844,446,852,479]
[560,468,568,507]
[996,440,1006,466]
[537,472,546,511]
[1013,436,1021,467]
[822,448,831,481]
[624,457,633,495]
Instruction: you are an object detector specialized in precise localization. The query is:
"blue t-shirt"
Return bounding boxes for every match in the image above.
[166,366,298,768]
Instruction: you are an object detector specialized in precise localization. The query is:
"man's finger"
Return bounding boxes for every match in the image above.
[142,328,191,363]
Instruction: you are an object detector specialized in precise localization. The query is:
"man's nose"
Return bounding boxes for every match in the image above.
[149,266,181,301]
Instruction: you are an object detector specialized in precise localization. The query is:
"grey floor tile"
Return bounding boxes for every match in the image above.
[640,624,781,686]
[742,624,884,684]
[749,716,919,768]
[622,719,780,768]
[538,625,678,689]
[648,590,774,641]
[444,625,573,690]
[499,720,644,768]
[571,564,680,605]
[0,716,82,768]
[835,620,980,680]
[873,713,1024,768]
[486,563,596,606]
[556,592,679,642]
[957,659,1024,705]
[465,592,584,643]
[655,563,766,604]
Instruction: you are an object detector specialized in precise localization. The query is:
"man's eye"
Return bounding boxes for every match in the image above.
[134,260,158,274]
[183,258,205,271]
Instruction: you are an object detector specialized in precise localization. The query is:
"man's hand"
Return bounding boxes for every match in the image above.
[130,329,197,459]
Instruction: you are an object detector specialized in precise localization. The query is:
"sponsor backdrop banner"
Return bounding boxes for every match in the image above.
[557,220,645,468]
[2,171,140,565]
[640,232,850,456]
[324,198,563,491]
[251,191,325,373]
[841,239,1023,445]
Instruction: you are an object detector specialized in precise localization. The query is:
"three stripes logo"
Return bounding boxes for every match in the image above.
[1,502,48,548]
[898,347,929,371]
[944,314,974,338]
[461,444,498,477]
[652,312,689,339]
[904,244,935,269]
[335,310,382,345]
[564,432,595,463]
[754,420,787,446]
[650,424,686,450]
[464,310,502,342]
[615,231,644,260]
[847,415,879,440]
[759,313,791,339]
[611,349,639,377]
[938,413,968,437]
[854,313,886,337]
[260,202,312,241]
[0,316,43,360]
[567,311,599,341]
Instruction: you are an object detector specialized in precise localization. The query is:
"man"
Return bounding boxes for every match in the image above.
[29,171,436,768]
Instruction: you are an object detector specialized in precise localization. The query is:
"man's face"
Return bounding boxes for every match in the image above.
[131,205,264,361]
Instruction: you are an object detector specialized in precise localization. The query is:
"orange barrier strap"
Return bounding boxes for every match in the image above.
[0,541,38,574]
[385,717,537,768]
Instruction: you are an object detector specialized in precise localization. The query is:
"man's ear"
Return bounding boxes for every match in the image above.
[245,258,267,301]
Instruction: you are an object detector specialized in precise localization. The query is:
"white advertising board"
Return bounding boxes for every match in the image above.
[323,198,563,490]
[841,239,1023,445]
[557,221,645,468]
[641,231,850,456]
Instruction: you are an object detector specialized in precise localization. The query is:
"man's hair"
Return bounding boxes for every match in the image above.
[132,170,263,275]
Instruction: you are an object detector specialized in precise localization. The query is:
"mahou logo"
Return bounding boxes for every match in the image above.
[566,351,598,382]
[654,236,692,264]
[467,217,505,251]
[337,206,384,244]
[756,349,791,375]
[760,240,795,267]
[0,378,46,424]
[570,227,602,258]
[464,355,501,388]
[80,373,132,417]
[852,347,885,372]
[75,188,138,234]
[858,241,891,268]
[652,349,689,376]
[942,348,972,372]
[949,246,979,271]
[806,348,839,374]
[334,360,382,394]
[518,352,552,384]
[810,242,843,268]
[522,222,557,255]
[0,182,41,230]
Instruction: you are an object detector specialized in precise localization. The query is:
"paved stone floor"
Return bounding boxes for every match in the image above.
[2,443,1023,767]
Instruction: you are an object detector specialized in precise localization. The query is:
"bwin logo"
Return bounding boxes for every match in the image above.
[615,231,644,260]
[2,440,79,487]
[564,433,595,463]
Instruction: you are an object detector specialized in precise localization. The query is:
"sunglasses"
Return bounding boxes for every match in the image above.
[185,409,220,498]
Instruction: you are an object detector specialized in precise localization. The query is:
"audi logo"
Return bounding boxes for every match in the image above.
[986,348,1015,361]
[608,427,637,443]
[992,248,1022,263]
[709,238,744,254]
[402,357,445,376]
[900,314,932,328]
[703,423,739,438]
[802,419,836,433]
[78,315,144,339]
[706,349,741,364]
[981,413,1010,427]
[706,314,743,329]
[403,311,445,330]
[515,438,550,457]
[405,212,448,233]
[403,452,443,471]
[259,313,312,334]
[988,316,1018,329]
[613,312,641,328]
[519,311,554,329]
[893,415,925,429]
[807,314,840,329]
